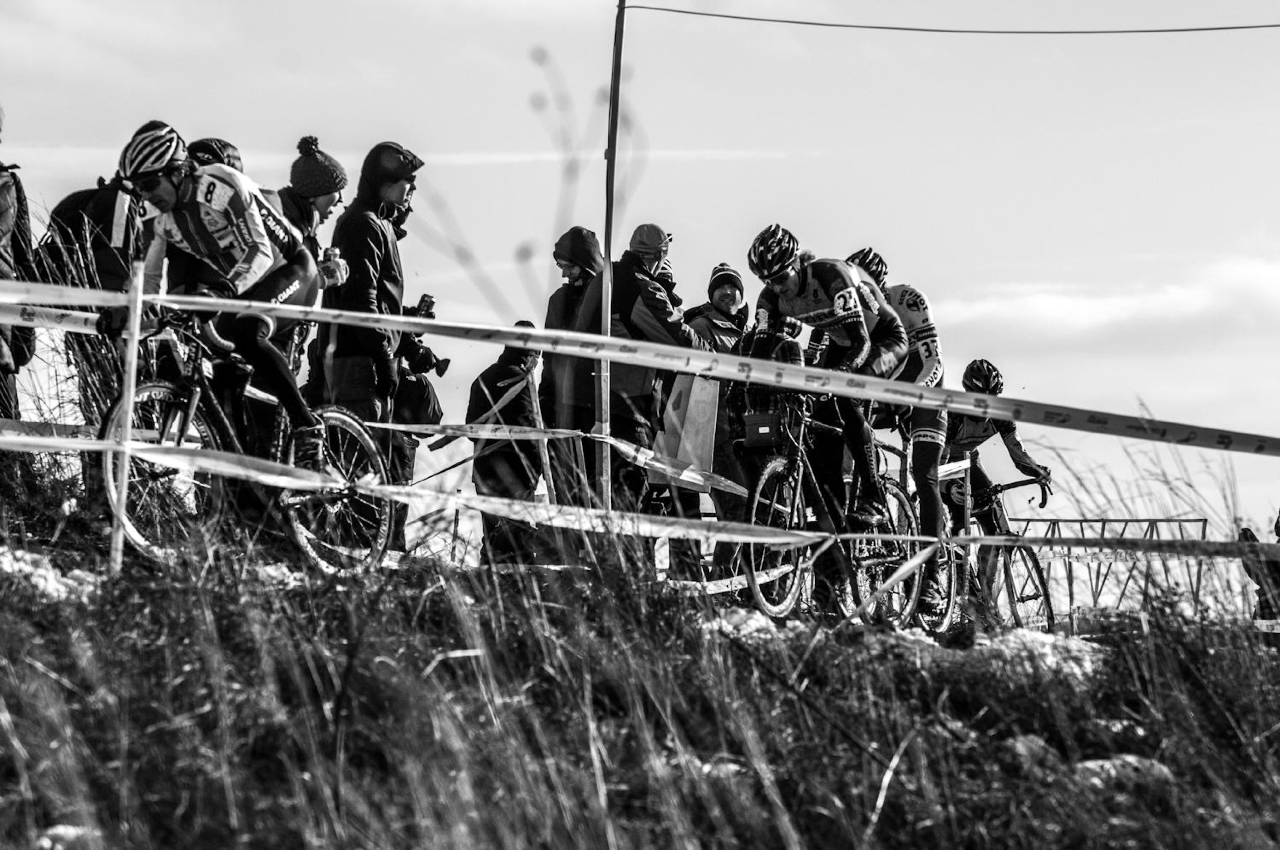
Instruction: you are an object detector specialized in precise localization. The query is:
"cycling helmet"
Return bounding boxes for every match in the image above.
[188,137,243,172]
[118,120,187,180]
[962,359,1004,395]
[748,224,799,280]
[847,247,888,287]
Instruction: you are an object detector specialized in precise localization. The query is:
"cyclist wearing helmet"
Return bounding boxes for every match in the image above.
[109,120,326,469]
[748,224,907,526]
[942,359,1052,535]
[848,246,948,608]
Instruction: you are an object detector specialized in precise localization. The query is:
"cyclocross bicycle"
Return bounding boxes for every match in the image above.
[734,393,921,623]
[99,312,393,572]
[922,475,1055,633]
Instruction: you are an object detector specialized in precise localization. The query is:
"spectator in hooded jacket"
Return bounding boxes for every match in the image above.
[588,223,708,509]
[321,141,426,423]
[467,322,546,565]
[539,225,605,505]
[0,102,38,493]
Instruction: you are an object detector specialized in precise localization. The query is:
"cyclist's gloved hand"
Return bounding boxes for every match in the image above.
[1036,465,1052,485]
[96,306,129,338]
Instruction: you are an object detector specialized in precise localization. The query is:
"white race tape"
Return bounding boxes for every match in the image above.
[4,279,1280,456]
[0,303,100,332]
[366,422,584,441]
[0,419,96,439]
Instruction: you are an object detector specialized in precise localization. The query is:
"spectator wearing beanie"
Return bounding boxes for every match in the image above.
[684,263,750,575]
[277,135,348,261]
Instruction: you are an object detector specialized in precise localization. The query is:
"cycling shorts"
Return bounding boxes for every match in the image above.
[908,404,947,446]
[220,247,318,341]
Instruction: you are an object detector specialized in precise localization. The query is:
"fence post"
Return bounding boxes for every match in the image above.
[108,262,146,575]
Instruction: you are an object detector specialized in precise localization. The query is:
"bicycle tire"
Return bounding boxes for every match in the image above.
[848,476,921,625]
[280,405,393,573]
[916,539,964,633]
[741,455,806,619]
[984,543,1054,632]
[100,381,229,562]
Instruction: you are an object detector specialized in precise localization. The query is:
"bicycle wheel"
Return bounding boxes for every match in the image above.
[280,405,393,573]
[916,540,964,633]
[100,381,228,562]
[981,544,1054,632]
[741,455,807,619]
[848,476,921,625]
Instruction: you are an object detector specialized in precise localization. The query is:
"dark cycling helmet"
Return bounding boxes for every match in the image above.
[962,359,1004,395]
[188,137,243,172]
[119,120,186,180]
[748,224,799,280]
[847,247,888,287]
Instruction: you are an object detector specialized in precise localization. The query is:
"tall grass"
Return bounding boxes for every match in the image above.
[1,478,1279,848]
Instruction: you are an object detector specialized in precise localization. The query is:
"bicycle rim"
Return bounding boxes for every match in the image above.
[100,382,226,562]
[742,455,806,619]
[917,542,964,633]
[851,477,921,625]
[987,545,1054,632]
[281,405,392,572]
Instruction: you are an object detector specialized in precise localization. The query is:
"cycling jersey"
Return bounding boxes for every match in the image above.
[882,283,943,388]
[756,258,874,371]
[944,414,1045,479]
[143,164,304,296]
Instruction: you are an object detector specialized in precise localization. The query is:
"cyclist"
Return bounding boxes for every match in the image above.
[748,224,907,526]
[941,359,1052,537]
[105,120,326,469]
[847,247,948,610]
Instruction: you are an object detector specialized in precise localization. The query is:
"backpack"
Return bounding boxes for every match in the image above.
[393,371,444,426]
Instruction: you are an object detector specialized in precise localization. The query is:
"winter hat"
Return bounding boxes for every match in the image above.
[707,262,744,300]
[290,136,348,198]
[629,223,672,257]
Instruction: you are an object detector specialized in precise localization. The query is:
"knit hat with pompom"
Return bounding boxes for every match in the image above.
[290,136,348,198]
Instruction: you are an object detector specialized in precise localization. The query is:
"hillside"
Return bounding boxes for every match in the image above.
[1,497,1278,849]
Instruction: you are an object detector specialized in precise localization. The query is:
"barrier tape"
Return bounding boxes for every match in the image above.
[6,425,1280,560]
[0,419,95,439]
[5,279,1280,456]
[367,422,584,441]
[0,303,100,333]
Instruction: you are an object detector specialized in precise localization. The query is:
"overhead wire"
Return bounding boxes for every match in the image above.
[628,5,1280,36]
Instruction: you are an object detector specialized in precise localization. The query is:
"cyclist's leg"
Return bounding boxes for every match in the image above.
[834,395,884,521]
[810,397,849,516]
[910,406,948,608]
[217,251,320,435]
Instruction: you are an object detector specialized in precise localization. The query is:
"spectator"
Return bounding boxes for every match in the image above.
[539,225,604,506]
[0,102,39,495]
[37,176,147,426]
[321,141,424,422]
[466,321,546,565]
[683,263,750,574]
[597,222,708,509]
[278,136,347,264]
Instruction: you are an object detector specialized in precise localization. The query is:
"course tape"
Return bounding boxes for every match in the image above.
[367,422,584,441]
[0,303,101,333]
[6,425,1280,560]
[5,279,1280,457]
[0,419,95,439]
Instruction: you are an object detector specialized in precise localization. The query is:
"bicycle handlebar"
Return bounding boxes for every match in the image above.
[989,477,1053,509]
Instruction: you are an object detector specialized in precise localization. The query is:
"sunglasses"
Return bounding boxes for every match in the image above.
[762,265,793,286]
[125,173,166,194]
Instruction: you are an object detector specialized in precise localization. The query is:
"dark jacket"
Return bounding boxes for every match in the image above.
[0,163,37,415]
[274,185,321,261]
[606,249,707,401]
[39,184,145,290]
[467,347,542,477]
[539,226,605,426]
[686,301,747,355]
[326,142,424,390]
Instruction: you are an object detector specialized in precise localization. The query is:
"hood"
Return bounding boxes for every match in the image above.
[553,226,604,282]
[356,142,423,203]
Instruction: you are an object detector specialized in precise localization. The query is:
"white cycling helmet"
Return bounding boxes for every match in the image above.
[118,120,187,180]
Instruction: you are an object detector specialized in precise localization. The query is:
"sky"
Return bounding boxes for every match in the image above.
[3,0,1279,537]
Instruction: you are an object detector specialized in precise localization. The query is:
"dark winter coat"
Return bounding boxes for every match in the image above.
[539,226,605,427]
[467,347,543,483]
[605,249,707,402]
[274,185,321,261]
[39,183,144,290]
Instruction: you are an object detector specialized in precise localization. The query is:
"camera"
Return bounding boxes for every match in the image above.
[404,293,436,320]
